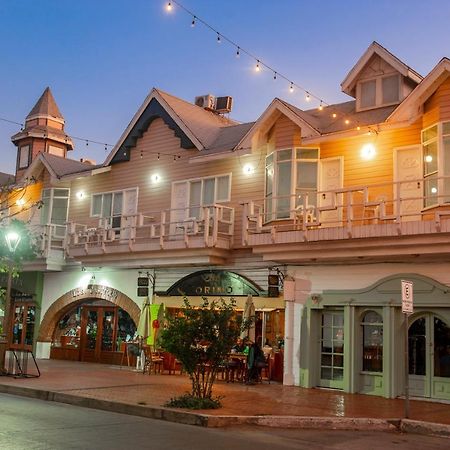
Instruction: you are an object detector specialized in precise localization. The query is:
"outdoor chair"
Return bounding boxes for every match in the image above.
[142,346,164,375]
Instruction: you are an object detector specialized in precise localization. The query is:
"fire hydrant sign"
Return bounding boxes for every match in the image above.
[401,280,413,314]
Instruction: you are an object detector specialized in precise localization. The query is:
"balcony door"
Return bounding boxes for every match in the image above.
[394,145,422,221]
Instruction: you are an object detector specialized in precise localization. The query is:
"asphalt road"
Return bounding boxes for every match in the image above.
[0,393,447,450]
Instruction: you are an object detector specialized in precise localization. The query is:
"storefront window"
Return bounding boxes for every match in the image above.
[361,311,383,372]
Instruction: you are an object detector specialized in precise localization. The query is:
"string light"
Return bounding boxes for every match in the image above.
[166,1,173,11]
[162,0,366,132]
[191,16,196,27]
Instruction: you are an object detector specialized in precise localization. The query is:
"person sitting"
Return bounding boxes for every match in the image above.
[231,338,246,353]
[246,340,265,384]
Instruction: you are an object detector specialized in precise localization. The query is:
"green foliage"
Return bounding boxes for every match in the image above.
[164,393,222,410]
[160,297,250,401]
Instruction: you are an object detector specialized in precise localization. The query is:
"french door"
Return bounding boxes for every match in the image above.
[80,306,117,363]
[319,310,345,389]
[409,314,450,400]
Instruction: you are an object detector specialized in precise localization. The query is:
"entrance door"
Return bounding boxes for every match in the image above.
[80,306,117,363]
[394,145,423,221]
[409,314,450,400]
[319,310,345,389]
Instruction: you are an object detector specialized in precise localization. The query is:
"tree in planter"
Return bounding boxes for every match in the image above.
[159,297,251,409]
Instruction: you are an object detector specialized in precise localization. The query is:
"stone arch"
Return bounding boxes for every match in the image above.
[37,285,140,342]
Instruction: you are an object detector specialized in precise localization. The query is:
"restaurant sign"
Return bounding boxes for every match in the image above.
[163,270,261,297]
[69,285,120,302]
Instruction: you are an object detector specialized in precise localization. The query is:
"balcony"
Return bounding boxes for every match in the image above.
[65,205,235,266]
[27,224,66,271]
[242,176,450,264]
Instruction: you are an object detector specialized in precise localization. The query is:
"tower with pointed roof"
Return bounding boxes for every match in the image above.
[11,87,74,179]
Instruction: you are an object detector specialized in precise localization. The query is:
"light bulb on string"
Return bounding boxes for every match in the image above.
[86,140,89,147]
[217,33,221,43]
[289,82,294,93]
[255,60,260,72]
[236,47,240,58]
[191,16,196,27]
[273,72,277,80]
[166,1,172,12]
[305,92,311,102]
[104,144,108,152]
[318,101,323,111]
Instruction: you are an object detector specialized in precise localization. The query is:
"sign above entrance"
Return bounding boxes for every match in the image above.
[401,280,414,314]
[162,270,261,297]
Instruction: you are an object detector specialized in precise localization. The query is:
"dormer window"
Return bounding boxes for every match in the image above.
[357,74,400,111]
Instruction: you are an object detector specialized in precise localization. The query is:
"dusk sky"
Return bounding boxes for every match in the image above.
[1,0,450,174]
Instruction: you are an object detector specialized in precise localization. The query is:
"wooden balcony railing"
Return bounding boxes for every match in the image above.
[242,175,450,246]
[66,204,235,254]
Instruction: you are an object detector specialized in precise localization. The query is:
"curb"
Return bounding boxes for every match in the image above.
[1,383,449,437]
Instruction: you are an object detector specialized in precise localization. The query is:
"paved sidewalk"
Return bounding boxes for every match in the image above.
[0,360,449,433]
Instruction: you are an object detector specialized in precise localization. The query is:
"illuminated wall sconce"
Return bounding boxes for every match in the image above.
[16,199,25,207]
[151,173,160,183]
[360,143,376,160]
[243,163,254,175]
[425,155,433,163]
[76,191,85,199]
[431,186,438,194]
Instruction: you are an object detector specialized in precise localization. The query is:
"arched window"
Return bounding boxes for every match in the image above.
[361,311,383,372]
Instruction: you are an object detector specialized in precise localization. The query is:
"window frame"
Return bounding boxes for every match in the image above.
[361,310,384,374]
[90,188,138,221]
[356,73,401,111]
[18,145,31,169]
[264,147,320,220]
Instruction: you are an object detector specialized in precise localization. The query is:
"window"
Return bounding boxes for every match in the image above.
[265,148,319,220]
[360,80,376,109]
[91,191,124,229]
[361,311,383,373]
[48,145,65,157]
[18,145,30,169]
[41,188,70,237]
[357,74,400,110]
[182,174,231,218]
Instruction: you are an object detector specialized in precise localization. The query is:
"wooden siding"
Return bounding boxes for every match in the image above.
[68,118,266,249]
[273,114,302,148]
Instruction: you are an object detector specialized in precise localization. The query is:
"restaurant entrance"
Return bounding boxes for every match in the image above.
[50,301,137,365]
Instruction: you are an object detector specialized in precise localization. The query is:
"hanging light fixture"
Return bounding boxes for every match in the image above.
[255,60,260,72]
[166,1,173,11]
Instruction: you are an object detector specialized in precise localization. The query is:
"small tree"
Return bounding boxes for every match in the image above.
[160,297,249,408]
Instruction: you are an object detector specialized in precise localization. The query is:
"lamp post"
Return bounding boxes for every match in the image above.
[0,230,21,374]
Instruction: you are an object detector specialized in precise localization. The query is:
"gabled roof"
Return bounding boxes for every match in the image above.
[0,171,15,186]
[388,58,450,123]
[21,153,98,181]
[105,88,244,165]
[26,87,64,121]
[341,41,423,96]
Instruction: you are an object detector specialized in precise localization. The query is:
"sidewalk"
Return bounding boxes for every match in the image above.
[0,360,449,435]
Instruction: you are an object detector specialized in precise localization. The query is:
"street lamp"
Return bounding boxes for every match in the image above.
[0,229,21,374]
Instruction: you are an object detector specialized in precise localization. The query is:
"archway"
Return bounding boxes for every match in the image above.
[38,285,140,343]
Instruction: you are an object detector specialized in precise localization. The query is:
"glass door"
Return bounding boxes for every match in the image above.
[10,302,36,351]
[80,306,117,363]
[319,310,345,389]
[409,314,450,400]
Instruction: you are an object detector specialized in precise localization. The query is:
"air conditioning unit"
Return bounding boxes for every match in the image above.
[194,94,216,110]
[215,96,233,113]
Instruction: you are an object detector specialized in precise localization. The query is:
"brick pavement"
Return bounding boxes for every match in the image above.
[0,359,449,426]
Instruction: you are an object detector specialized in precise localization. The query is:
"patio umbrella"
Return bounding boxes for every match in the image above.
[137,297,151,342]
[240,294,256,342]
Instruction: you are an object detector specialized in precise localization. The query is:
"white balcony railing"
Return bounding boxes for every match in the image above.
[242,175,450,245]
[66,204,235,254]
[30,223,66,259]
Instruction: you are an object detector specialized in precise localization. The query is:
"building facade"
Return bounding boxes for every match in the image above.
[1,42,450,400]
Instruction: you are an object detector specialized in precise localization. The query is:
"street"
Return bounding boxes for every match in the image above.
[0,394,447,450]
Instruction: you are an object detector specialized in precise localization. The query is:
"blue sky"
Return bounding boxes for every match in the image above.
[1,0,450,174]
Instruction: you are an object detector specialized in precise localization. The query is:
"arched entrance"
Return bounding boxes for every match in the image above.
[409,313,450,400]
[38,285,141,365]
